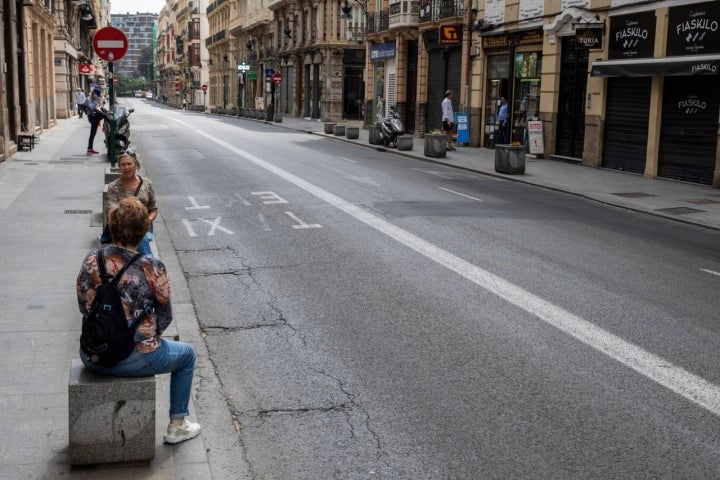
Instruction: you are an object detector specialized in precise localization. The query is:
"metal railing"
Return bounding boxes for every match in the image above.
[418,0,465,22]
[366,9,389,33]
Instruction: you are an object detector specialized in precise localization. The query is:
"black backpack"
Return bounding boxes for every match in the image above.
[80,249,144,367]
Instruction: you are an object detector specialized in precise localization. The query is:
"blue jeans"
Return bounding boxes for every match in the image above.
[138,230,153,257]
[80,338,196,419]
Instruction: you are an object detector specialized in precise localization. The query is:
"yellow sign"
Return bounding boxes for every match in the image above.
[439,25,462,45]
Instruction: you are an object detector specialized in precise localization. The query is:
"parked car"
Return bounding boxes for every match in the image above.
[146,92,153,99]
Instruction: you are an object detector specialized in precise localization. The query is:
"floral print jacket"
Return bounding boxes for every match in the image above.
[77,245,172,353]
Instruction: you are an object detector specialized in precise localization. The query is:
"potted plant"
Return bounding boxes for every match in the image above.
[494,141,526,174]
[424,130,447,158]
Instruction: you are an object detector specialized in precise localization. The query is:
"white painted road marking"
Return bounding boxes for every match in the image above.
[252,191,289,204]
[285,211,322,229]
[185,196,211,210]
[410,167,454,179]
[168,116,720,417]
[438,187,483,202]
[181,219,197,237]
[257,213,272,231]
[700,268,720,278]
[200,217,234,236]
[338,156,357,163]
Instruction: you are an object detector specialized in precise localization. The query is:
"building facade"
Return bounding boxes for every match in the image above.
[110,12,159,78]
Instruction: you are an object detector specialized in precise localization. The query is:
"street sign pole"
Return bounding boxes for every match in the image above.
[109,62,116,167]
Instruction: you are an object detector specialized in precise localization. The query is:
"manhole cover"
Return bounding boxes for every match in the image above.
[612,192,658,198]
[64,209,93,214]
[682,198,720,205]
[654,207,705,215]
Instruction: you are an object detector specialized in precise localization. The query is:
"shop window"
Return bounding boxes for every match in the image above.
[511,51,541,144]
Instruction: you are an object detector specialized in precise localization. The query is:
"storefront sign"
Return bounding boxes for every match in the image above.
[677,93,710,115]
[79,63,94,75]
[515,30,544,46]
[574,23,605,49]
[439,25,462,46]
[370,42,396,60]
[608,12,656,59]
[667,2,720,56]
[483,35,509,48]
[528,121,544,155]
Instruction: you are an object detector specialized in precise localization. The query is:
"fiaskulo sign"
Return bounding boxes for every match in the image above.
[667,2,720,56]
[609,12,656,59]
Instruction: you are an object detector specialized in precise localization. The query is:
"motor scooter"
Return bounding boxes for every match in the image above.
[380,106,405,148]
[101,104,135,156]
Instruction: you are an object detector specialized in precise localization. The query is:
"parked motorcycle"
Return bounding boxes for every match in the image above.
[101,104,135,156]
[381,106,405,148]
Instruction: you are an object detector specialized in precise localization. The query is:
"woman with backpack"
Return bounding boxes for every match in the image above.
[77,196,201,444]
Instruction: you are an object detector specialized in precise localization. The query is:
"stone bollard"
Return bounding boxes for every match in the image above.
[397,135,413,151]
[273,114,283,123]
[345,126,360,139]
[333,124,346,136]
[324,122,337,134]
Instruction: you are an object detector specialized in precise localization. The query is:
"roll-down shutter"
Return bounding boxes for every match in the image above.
[602,77,651,173]
[659,76,719,185]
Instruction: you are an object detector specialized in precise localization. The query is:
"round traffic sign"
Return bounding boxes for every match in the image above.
[201,84,208,92]
[271,72,283,84]
[92,27,128,62]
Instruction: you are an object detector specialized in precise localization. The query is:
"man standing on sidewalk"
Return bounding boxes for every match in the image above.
[497,96,509,145]
[84,88,103,155]
[442,90,456,151]
[75,89,86,119]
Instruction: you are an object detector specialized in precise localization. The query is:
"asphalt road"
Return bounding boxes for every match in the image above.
[131,100,720,479]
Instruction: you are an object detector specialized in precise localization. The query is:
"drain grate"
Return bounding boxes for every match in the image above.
[682,198,720,205]
[64,209,93,214]
[655,207,705,215]
[612,192,658,198]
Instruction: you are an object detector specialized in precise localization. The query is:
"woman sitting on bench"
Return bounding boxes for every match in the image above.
[76,196,201,444]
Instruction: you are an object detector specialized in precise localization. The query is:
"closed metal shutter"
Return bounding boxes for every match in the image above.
[659,76,719,185]
[425,47,461,131]
[602,77,651,173]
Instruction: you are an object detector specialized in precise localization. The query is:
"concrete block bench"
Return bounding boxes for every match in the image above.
[68,359,156,466]
[397,135,413,151]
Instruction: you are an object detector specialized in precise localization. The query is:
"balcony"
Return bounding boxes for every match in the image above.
[205,30,227,47]
[207,0,226,15]
[366,9,389,33]
[418,0,465,23]
[389,1,419,28]
[347,25,366,43]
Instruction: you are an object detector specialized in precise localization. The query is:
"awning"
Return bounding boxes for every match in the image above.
[591,55,720,77]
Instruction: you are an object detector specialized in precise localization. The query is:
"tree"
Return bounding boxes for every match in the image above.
[136,46,155,84]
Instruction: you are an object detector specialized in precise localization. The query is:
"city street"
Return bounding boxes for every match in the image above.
[1,99,720,479]
[129,101,720,478]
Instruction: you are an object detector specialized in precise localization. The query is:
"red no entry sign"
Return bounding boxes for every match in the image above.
[201,84,208,92]
[271,72,283,84]
[92,27,128,62]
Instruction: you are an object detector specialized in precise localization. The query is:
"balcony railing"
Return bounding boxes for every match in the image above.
[205,30,226,47]
[419,0,465,22]
[366,9,389,33]
[389,0,419,28]
[207,0,226,15]
[347,25,366,43]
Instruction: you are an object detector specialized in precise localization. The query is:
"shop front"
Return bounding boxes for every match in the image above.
[422,29,461,133]
[480,30,543,149]
[592,1,720,186]
[369,42,396,124]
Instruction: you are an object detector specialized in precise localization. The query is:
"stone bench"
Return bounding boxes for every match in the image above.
[68,359,156,466]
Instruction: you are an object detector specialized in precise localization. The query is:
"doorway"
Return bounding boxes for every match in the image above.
[555,37,588,159]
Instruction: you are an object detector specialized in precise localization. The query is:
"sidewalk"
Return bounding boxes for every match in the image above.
[1,110,718,479]
[259,114,720,230]
[0,118,212,479]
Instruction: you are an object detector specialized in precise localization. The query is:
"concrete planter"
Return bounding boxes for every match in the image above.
[256,110,265,120]
[369,125,384,145]
[345,126,360,139]
[397,135,413,151]
[273,114,283,123]
[494,145,526,174]
[424,133,447,158]
[324,122,337,134]
[333,124,346,136]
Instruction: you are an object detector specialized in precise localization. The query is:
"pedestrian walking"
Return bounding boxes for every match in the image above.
[497,96,509,145]
[84,88,103,155]
[442,90,456,151]
[75,89,86,118]
[182,98,187,110]
[77,196,202,445]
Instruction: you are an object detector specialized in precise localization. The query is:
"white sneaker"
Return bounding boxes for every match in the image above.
[163,419,201,444]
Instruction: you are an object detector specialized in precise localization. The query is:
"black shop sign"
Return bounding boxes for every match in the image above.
[667,2,720,56]
[574,23,605,50]
[608,12,656,59]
